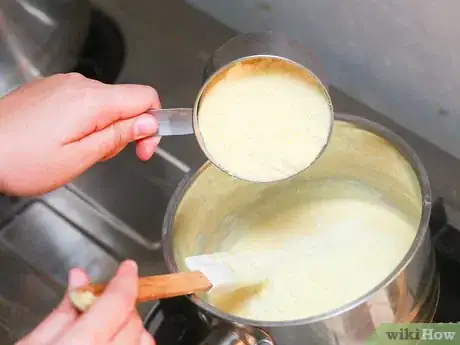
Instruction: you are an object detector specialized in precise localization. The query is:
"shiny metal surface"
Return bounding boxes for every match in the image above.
[1,0,460,343]
[0,0,90,95]
[152,108,194,136]
[0,244,61,340]
[0,148,186,343]
[163,113,438,345]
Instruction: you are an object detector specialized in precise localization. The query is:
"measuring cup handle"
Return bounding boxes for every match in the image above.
[148,108,194,136]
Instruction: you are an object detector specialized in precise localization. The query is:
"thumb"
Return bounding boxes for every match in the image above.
[79,113,158,162]
[16,269,89,345]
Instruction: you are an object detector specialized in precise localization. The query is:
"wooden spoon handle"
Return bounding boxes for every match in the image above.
[70,271,211,312]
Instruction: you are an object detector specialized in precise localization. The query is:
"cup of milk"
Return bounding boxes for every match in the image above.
[193,54,334,183]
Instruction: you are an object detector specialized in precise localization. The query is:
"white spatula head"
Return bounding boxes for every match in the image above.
[185,251,267,294]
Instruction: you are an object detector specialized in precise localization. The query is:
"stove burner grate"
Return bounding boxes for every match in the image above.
[73,8,125,84]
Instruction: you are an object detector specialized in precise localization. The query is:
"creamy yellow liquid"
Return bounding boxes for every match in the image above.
[205,178,417,321]
[197,58,332,182]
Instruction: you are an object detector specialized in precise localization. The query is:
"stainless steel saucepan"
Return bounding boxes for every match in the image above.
[159,33,438,345]
[161,112,438,345]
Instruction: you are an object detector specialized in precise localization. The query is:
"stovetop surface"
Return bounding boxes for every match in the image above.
[143,198,460,345]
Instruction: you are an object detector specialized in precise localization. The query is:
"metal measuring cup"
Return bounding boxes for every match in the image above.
[150,54,334,182]
[150,54,333,183]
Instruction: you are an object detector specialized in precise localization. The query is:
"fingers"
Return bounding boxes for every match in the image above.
[16,268,89,345]
[100,144,129,161]
[89,84,160,130]
[76,113,158,163]
[59,260,139,344]
[16,262,154,345]
[136,136,161,161]
[141,331,156,345]
[101,133,161,162]
[109,312,143,345]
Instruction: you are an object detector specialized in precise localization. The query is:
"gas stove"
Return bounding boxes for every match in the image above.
[141,198,460,345]
[73,8,125,84]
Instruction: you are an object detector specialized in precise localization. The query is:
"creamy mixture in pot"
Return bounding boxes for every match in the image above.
[204,178,418,321]
[197,58,332,182]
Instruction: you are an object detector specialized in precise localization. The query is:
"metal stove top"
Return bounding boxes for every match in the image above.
[2,0,460,343]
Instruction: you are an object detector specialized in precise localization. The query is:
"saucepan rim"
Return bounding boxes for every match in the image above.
[162,113,432,328]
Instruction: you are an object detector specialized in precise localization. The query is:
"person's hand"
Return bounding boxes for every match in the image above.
[0,73,161,196]
[16,260,155,345]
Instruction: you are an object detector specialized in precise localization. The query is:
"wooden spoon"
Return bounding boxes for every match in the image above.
[70,252,266,312]
[70,271,211,312]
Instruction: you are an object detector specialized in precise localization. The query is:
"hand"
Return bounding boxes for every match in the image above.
[0,73,161,196]
[16,260,155,345]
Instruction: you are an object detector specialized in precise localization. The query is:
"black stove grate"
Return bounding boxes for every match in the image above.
[432,199,460,322]
[144,296,210,345]
[73,8,125,84]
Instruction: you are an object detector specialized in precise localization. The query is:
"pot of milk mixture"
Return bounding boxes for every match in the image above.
[162,113,438,345]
